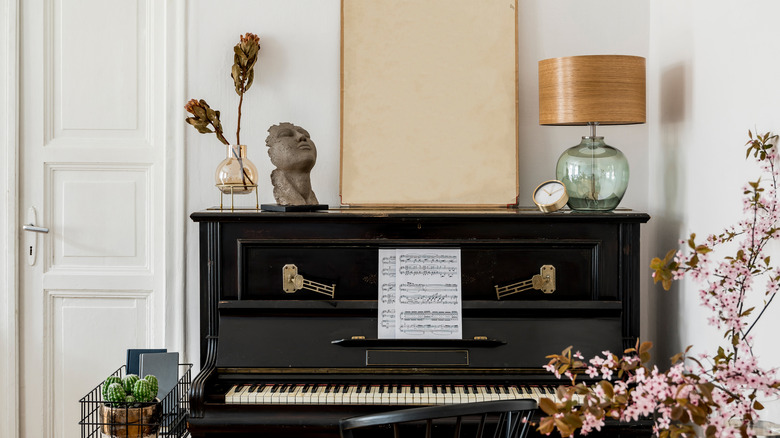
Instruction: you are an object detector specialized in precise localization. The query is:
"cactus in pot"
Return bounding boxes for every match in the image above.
[99,372,163,438]
[101,374,159,407]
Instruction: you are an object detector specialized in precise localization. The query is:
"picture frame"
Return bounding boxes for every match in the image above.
[340,0,519,206]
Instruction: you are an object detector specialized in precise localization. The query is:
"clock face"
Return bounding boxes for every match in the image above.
[533,180,568,212]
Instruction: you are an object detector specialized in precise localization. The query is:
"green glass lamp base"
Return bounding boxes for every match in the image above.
[556,136,629,212]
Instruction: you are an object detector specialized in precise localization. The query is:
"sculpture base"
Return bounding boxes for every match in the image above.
[260,204,328,212]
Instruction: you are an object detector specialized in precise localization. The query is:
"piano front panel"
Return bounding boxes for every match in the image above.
[237,241,605,301]
[215,310,622,370]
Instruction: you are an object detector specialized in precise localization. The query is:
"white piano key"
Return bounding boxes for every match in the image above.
[508,385,523,400]
[332,385,345,404]
[225,385,239,404]
[415,386,425,405]
[400,385,412,405]
[269,384,285,404]
[368,385,381,404]
[297,385,313,405]
[272,384,286,404]
[497,385,512,400]
[473,386,485,403]
[434,385,446,405]
[313,384,327,404]
[387,385,400,405]
[288,384,304,404]
[239,384,253,404]
[486,385,501,400]
[245,384,262,404]
[356,385,369,405]
[380,385,390,405]
[451,386,465,405]
[260,384,276,404]
[531,386,546,402]
[346,385,357,404]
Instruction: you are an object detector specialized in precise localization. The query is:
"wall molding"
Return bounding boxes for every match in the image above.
[164,0,187,361]
[1,0,20,436]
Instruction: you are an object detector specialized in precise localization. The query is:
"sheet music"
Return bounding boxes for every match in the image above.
[394,249,462,339]
[377,249,397,338]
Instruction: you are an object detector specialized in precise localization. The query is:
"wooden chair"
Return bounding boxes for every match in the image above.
[339,399,537,438]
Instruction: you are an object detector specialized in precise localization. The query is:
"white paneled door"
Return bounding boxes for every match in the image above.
[17,1,184,437]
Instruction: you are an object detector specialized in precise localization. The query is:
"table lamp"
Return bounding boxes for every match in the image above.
[538,55,646,211]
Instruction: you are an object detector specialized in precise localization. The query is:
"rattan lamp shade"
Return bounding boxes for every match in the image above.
[538,55,646,126]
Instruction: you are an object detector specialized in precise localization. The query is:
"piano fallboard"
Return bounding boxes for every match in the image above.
[189,209,650,437]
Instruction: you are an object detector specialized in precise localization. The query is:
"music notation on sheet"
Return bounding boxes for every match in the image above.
[378,249,462,340]
[378,250,397,337]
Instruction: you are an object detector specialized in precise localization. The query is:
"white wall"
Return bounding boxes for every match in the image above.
[1,0,19,436]
[184,0,652,365]
[649,0,780,418]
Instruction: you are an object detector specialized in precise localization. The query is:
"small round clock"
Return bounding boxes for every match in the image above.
[532,180,569,213]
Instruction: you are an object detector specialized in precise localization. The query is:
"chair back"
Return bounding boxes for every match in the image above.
[339,399,537,438]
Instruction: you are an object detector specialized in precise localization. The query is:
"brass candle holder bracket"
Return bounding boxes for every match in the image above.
[281,264,554,300]
[494,265,556,299]
[282,264,336,298]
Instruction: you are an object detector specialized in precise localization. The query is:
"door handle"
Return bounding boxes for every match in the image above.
[24,207,45,266]
[23,224,49,233]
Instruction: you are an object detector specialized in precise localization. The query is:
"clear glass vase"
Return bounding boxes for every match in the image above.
[215,145,258,195]
[556,136,629,211]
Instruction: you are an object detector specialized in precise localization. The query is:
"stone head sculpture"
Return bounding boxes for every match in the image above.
[265,122,319,205]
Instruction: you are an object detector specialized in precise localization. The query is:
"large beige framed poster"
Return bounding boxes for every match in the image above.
[340,0,519,206]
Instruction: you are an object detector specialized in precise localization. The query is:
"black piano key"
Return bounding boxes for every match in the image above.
[463,386,470,394]
[388,385,393,394]
[485,386,492,394]
[432,386,438,394]
[410,385,416,394]
[324,384,332,393]
[379,385,384,394]
[248,385,257,393]
[356,385,362,394]
[301,384,310,393]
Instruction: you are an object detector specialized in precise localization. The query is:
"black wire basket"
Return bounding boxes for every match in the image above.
[79,364,192,438]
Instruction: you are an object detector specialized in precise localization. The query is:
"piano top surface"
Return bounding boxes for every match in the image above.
[192,206,650,223]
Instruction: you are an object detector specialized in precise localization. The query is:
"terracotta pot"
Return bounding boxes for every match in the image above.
[99,400,161,438]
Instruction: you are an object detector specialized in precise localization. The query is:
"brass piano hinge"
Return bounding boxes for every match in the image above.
[282,264,336,298]
[495,265,556,299]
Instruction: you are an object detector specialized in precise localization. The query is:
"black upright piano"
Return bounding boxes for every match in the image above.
[188,208,650,437]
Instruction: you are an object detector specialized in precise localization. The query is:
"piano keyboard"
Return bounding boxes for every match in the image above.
[225,383,577,406]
